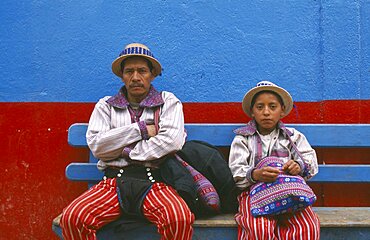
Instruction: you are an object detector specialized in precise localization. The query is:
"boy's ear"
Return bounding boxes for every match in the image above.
[251,111,255,118]
[280,105,286,117]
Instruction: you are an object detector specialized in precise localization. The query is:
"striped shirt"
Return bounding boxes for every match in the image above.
[229,120,318,190]
[86,86,186,170]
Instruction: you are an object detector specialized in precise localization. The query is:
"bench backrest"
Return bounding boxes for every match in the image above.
[66,123,370,183]
[69,123,370,148]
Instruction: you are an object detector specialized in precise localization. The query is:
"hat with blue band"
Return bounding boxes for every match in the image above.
[112,43,162,78]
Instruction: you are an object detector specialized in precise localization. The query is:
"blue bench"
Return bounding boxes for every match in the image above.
[53,123,370,239]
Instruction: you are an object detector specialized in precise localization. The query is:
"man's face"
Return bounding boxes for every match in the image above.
[121,57,155,103]
[251,92,285,135]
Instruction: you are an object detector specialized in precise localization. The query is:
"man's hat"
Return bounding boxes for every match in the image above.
[111,43,162,78]
[242,81,293,118]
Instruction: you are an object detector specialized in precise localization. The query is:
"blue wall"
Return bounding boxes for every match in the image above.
[0,0,369,103]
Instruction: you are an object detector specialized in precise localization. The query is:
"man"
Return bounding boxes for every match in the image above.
[60,43,194,239]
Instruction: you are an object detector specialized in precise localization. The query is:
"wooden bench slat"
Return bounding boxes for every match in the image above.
[191,207,370,228]
[68,123,88,147]
[68,123,370,147]
[309,165,370,182]
[313,207,370,227]
[65,163,370,183]
[186,123,370,147]
[65,163,103,181]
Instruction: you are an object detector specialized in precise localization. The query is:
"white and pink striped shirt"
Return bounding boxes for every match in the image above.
[229,120,318,190]
[86,86,186,170]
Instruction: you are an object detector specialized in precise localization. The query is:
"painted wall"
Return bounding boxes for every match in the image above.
[1,1,369,239]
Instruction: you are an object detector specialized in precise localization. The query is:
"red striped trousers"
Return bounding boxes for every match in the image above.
[60,178,194,240]
[235,191,320,240]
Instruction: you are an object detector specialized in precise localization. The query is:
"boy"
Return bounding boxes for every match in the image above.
[229,81,320,240]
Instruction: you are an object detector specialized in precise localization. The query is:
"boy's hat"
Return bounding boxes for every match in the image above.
[111,43,162,78]
[242,81,293,118]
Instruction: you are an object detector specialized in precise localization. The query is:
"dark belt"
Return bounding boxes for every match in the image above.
[104,165,162,183]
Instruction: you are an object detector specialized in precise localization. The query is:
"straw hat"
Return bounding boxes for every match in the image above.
[111,43,162,78]
[242,81,293,118]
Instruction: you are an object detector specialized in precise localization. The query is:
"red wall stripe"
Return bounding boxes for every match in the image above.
[1,101,369,239]
[183,100,370,123]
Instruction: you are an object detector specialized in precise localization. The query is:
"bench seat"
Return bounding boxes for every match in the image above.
[52,207,370,239]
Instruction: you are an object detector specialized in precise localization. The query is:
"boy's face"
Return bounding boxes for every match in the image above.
[251,92,285,135]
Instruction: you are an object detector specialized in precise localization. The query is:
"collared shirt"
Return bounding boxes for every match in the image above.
[257,128,279,157]
[86,86,186,170]
[229,120,318,190]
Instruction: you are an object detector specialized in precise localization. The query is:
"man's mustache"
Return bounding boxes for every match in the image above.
[129,83,144,88]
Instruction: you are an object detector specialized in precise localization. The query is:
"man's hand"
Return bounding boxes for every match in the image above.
[282,160,301,176]
[146,124,157,137]
[252,167,280,183]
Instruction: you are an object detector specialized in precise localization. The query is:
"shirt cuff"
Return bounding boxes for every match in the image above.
[137,121,149,140]
[122,147,132,159]
[246,167,257,184]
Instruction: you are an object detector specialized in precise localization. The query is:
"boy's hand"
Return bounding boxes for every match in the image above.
[252,167,280,183]
[282,160,301,176]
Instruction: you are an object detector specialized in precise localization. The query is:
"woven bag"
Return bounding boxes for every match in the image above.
[154,107,220,213]
[249,156,316,217]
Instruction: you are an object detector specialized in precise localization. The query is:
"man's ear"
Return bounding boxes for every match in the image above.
[150,74,155,83]
[151,69,157,78]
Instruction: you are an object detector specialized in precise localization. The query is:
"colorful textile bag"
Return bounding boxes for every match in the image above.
[175,154,220,212]
[249,156,316,217]
[154,107,221,213]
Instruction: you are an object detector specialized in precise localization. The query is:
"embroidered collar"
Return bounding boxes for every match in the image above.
[233,120,293,137]
[106,85,164,109]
